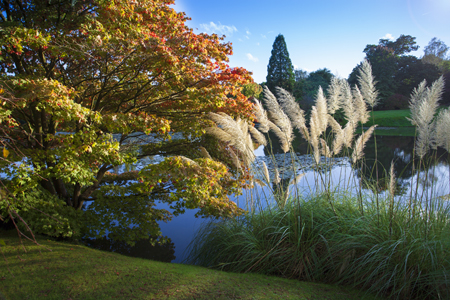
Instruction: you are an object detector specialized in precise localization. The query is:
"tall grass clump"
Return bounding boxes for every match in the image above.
[187,64,450,299]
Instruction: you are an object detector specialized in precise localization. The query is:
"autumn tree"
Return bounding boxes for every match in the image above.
[0,0,254,244]
[266,34,295,94]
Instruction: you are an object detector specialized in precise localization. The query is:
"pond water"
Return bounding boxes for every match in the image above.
[85,134,450,263]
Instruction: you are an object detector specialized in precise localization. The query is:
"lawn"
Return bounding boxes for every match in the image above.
[368,109,412,127]
[0,230,382,300]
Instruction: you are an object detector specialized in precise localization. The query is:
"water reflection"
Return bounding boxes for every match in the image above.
[353,135,449,195]
[83,235,176,263]
[84,133,450,263]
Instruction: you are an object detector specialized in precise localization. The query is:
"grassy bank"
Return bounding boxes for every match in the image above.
[187,194,450,300]
[369,109,412,127]
[364,109,416,136]
[0,230,381,300]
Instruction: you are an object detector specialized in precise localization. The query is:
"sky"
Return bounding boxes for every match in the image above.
[172,0,450,84]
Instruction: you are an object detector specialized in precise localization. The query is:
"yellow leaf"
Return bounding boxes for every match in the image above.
[2,148,9,158]
[0,88,4,94]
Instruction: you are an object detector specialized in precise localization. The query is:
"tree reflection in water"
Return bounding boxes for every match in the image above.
[354,135,449,195]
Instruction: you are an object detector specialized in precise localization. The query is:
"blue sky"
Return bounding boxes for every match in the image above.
[172,0,450,84]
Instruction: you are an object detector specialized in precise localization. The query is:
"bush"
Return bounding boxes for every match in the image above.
[384,94,410,110]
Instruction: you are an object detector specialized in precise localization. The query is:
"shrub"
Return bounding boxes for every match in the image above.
[385,94,410,110]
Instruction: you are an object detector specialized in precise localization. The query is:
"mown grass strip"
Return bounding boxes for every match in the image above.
[0,230,381,300]
[369,109,412,127]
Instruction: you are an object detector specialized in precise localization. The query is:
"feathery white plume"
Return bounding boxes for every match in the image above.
[198,146,212,159]
[343,121,356,148]
[248,125,267,146]
[206,112,255,166]
[315,87,329,133]
[253,178,266,187]
[274,168,281,184]
[353,85,370,125]
[262,161,270,183]
[434,108,450,151]
[410,77,445,158]
[352,125,376,163]
[253,98,270,133]
[268,121,291,153]
[228,147,242,171]
[341,80,356,124]
[328,116,345,155]
[408,80,427,126]
[357,60,378,108]
[262,86,293,143]
[309,106,321,163]
[389,161,396,198]
[327,77,342,115]
[289,173,305,186]
[179,156,199,166]
[320,138,332,158]
[275,87,309,140]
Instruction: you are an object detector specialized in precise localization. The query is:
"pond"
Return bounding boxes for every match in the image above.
[84,133,450,263]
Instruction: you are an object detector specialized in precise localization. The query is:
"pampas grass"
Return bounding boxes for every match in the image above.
[327,77,342,115]
[262,86,293,148]
[188,64,450,300]
[434,108,450,151]
[357,59,378,108]
[252,98,270,133]
[411,77,445,158]
[353,86,370,124]
[206,112,256,166]
[275,87,309,140]
[352,125,376,163]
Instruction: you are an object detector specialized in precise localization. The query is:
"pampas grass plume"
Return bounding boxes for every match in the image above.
[262,161,270,183]
[198,146,212,159]
[289,173,305,186]
[275,87,309,141]
[357,59,378,108]
[353,85,369,125]
[352,125,376,163]
[252,98,270,133]
[327,77,342,115]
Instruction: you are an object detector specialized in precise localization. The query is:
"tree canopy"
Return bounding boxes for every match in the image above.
[266,34,295,94]
[0,0,254,244]
[348,34,444,109]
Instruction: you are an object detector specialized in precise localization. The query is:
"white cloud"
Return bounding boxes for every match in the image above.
[256,42,260,46]
[245,35,250,39]
[381,33,395,40]
[293,64,298,69]
[246,30,251,35]
[261,34,267,39]
[238,38,243,42]
[199,22,237,36]
[246,53,259,62]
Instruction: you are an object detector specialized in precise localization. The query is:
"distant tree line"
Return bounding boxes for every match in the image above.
[262,34,450,111]
[348,35,450,110]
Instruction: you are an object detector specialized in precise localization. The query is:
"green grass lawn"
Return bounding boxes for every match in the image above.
[368,109,412,127]
[357,109,416,136]
[356,126,416,137]
[0,230,382,300]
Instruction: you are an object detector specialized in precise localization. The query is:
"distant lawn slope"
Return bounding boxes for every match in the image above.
[0,230,381,300]
[369,109,412,127]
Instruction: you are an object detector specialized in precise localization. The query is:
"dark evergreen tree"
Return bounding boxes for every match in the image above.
[266,34,295,94]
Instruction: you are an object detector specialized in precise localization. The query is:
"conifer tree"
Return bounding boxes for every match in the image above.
[266,34,295,94]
